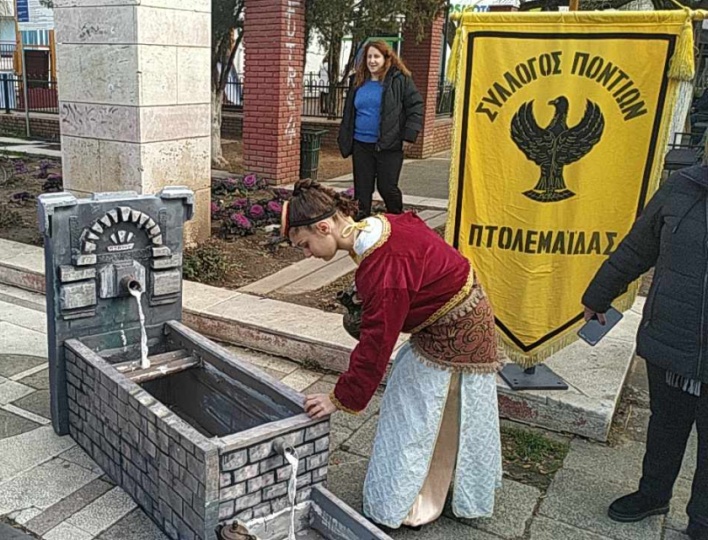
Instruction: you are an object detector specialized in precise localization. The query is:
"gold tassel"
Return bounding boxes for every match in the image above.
[668,9,695,81]
[446,27,462,86]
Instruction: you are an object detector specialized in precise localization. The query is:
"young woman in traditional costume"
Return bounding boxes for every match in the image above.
[281,179,502,530]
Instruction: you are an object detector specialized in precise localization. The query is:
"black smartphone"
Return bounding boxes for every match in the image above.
[577,307,623,346]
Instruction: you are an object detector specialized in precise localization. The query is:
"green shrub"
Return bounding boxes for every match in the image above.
[0,205,22,229]
[183,241,229,284]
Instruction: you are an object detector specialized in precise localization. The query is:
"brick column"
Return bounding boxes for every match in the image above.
[243,0,305,184]
[401,16,445,159]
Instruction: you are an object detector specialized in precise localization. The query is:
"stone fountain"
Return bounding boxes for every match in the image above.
[38,189,391,540]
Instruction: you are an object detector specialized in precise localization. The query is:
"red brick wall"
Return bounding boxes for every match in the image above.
[242,0,305,184]
[430,117,452,155]
[400,15,445,159]
[0,113,60,141]
[223,112,340,148]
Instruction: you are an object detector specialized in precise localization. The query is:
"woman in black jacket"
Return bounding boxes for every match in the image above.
[337,40,423,219]
[582,165,708,540]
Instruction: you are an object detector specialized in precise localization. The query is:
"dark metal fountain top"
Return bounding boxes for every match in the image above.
[38,188,194,436]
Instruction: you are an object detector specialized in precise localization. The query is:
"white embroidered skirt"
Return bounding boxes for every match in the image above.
[362,343,503,528]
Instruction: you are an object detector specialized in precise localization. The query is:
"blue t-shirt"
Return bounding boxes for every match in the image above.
[354,80,384,143]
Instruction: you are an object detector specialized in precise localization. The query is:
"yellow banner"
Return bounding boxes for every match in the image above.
[446,11,692,366]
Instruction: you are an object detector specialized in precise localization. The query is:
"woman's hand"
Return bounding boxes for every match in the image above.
[583,306,606,325]
[304,393,337,419]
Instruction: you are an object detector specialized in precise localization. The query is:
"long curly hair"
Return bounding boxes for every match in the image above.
[354,40,412,88]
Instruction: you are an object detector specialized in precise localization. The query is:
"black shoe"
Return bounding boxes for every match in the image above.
[607,491,670,523]
[688,520,708,540]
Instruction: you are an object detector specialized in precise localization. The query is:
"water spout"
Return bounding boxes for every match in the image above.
[122,277,143,294]
[123,276,149,370]
[273,438,299,540]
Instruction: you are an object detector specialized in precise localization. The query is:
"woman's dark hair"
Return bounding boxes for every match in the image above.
[285,179,358,234]
[354,40,411,88]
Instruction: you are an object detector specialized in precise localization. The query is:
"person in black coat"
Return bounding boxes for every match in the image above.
[337,40,423,219]
[582,164,708,540]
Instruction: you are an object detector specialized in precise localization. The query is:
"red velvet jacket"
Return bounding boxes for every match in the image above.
[331,212,470,413]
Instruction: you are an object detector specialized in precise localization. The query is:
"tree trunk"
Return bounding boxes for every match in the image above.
[326,34,343,119]
[211,88,229,169]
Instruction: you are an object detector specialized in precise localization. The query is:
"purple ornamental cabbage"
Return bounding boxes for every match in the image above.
[36,161,51,179]
[266,200,283,215]
[242,173,258,190]
[230,212,252,229]
[231,197,248,209]
[273,188,292,201]
[13,160,27,174]
[249,204,265,220]
[224,178,239,192]
[343,187,355,199]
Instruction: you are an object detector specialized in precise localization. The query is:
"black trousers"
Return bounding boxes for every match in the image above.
[639,362,707,525]
[352,141,404,219]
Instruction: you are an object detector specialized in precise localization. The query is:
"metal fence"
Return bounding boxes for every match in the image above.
[0,74,59,114]
[0,70,452,120]
[436,83,454,117]
[224,72,455,120]
[222,73,351,119]
[0,43,15,73]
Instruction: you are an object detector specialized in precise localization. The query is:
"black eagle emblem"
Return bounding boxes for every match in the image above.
[511,96,605,202]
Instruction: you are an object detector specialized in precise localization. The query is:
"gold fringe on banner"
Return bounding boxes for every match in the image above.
[497,282,640,369]
[668,8,697,81]
[446,28,462,85]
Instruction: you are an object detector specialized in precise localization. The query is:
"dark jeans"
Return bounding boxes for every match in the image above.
[639,362,707,525]
[352,140,404,219]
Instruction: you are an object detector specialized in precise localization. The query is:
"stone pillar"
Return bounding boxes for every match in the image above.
[242,0,305,184]
[401,16,445,159]
[53,0,211,243]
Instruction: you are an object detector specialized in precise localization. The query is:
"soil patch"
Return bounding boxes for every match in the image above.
[0,156,62,247]
[185,231,305,290]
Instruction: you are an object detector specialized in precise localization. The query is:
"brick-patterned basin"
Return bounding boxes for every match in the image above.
[62,320,387,540]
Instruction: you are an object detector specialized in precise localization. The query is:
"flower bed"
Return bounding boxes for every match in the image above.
[182,173,306,289]
[210,173,290,239]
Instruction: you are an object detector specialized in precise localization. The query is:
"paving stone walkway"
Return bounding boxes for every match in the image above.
[321,150,451,202]
[0,284,697,540]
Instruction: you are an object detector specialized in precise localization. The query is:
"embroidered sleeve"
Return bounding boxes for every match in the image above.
[332,287,410,413]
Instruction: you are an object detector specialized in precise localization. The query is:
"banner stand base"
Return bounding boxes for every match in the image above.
[500,363,569,391]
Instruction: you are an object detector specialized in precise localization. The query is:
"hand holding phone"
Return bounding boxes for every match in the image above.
[583,306,606,325]
[577,306,623,346]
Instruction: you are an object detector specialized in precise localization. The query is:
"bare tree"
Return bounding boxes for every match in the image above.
[212,0,245,168]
